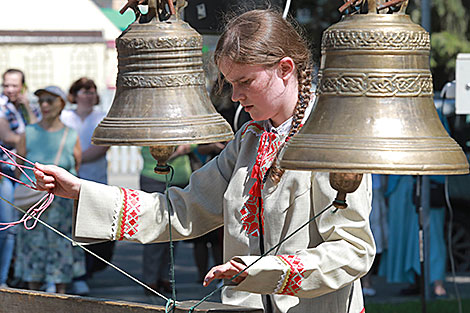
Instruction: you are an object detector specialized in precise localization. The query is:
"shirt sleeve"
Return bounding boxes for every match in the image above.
[232,172,375,299]
[74,134,241,244]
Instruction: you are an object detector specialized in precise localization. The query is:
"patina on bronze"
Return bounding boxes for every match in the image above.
[329,173,364,209]
[92,0,233,172]
[279,0,469,176]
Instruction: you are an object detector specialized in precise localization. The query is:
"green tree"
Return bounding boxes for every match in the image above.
[289,0,342,63]
[291,0,470,90]
[408,0,470,89]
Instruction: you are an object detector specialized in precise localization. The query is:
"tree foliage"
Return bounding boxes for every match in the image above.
[407,0,470,88]
[290,0,470,90]
[430,32,470,87]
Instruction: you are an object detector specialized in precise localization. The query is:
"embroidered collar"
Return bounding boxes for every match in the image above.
[264,117,293,137]
[263,96,315,136]
[239,98,315,237]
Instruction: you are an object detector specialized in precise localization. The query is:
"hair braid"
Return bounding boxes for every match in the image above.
[269,65,313,184]
[214,9,315,185]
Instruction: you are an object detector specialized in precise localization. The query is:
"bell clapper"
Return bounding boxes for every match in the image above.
[329,173,363,210]
[150,145,176,175]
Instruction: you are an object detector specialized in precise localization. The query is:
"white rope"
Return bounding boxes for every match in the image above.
[282,0,292,19]
[0,194,172,303]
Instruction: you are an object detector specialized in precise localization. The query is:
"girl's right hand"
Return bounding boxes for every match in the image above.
[33,163,81,200]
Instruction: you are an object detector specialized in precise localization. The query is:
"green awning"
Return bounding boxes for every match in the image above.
[100,8,135,31]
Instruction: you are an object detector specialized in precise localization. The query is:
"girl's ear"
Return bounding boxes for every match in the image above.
[277,57,295,81]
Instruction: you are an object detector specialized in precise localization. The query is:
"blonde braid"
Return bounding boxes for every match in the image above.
[269,65,313,184]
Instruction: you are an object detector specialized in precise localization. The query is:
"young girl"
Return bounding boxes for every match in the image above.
[34,9,374,313]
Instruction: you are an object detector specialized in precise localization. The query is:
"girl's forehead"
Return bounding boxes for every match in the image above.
[219,59,266,82]
[219,59,240,76]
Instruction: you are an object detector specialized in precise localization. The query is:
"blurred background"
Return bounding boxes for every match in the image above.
[1,1,470,312]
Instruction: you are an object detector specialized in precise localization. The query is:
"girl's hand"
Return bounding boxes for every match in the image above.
[203,260,248,287]
[34,163,81,200]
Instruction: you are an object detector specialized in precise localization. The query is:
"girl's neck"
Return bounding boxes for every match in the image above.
[39,117,64,131]
[75,104,93,120]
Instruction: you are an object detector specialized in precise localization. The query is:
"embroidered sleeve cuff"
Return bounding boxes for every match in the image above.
[74,180,121,241]
[231,255,285,294]
[232,254,307,296]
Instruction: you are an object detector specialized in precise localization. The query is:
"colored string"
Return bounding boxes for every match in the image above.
[0,144,174,303]
[188,202,335,313]
[0,193,54,231]
[0,144,37,186]
[0,192,170,301]
[0,144,342,311]
[0,144,54,230]
[163,165,177,313]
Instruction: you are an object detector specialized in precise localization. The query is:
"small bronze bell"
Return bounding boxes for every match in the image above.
[279,0,469,175]
[92,0,233,171]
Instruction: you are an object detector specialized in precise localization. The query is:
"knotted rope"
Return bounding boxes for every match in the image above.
[0,145,54,230]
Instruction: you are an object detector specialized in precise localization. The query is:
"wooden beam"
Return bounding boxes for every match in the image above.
[0,287,263,313]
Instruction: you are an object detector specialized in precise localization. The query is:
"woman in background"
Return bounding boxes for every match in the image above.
[61,77,111,295]
[15,86,84,294]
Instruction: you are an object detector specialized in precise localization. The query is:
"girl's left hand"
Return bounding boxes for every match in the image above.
[203,260,248,287]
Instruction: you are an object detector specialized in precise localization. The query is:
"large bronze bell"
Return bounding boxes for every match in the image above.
[279,0,469,175]
[92,0,233,169]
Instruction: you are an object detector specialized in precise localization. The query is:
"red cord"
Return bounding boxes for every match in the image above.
[0,145,54,230]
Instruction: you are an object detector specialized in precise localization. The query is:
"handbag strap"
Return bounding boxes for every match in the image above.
[53,127,69,165]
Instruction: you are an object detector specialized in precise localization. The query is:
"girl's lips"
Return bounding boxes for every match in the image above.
[243,105,253,112]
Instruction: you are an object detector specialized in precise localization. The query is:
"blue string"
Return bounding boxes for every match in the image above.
[188,202,336,313]
[164,165,177,312]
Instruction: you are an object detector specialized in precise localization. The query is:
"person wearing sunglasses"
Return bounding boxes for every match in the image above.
[14,86,84,294]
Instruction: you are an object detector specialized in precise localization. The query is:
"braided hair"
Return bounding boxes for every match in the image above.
[270,65,312,183]
[214,9,314,184]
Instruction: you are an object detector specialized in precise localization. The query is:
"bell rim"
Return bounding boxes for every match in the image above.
[278,160,470,176]
[91,133,234,147]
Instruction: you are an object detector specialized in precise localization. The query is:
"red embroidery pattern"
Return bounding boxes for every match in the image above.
[240,194,262,237]
[278,255,306,296]
[118,188,140,240]
[241,121,264,138]
[240,129,282,237]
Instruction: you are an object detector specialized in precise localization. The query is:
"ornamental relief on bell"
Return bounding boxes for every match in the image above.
[117,72,205,88]
[318,71,433,97]
[322,30,430,50]
[117,36,201,50]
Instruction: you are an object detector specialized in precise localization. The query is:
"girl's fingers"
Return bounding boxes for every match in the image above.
[229,260,248,274]
[203,261,247,287]
[203,267,219,286]
[34,171,55,184]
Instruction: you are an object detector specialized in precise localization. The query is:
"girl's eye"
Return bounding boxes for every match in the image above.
[240,79,251,85]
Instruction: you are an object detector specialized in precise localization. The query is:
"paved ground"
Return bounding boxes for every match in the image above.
[86,239,470,306]
[82,173,470,309]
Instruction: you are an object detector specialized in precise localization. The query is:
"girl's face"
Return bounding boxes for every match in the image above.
[75,87,97,107]
[38,93,64,120]
[219,58,297,127]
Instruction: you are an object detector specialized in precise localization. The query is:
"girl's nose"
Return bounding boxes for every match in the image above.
[231,87,244,102]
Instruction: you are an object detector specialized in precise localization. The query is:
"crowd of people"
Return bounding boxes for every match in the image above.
[0,72,114,295]
[0,7,454,313]
[0,68,233,296]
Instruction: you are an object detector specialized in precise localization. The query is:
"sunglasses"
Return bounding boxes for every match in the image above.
[38,95,59,104]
